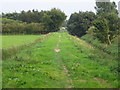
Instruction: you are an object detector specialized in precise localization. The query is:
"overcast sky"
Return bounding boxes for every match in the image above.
[1,0,119,19]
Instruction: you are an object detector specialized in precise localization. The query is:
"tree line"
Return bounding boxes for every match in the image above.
[2,8,66,34]
[67,1,120,45]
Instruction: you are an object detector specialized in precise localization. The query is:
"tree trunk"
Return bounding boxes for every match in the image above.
[107,34,111,45]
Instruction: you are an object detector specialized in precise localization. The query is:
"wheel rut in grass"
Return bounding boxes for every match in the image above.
[54,33,74,88]
[62,65,74,88]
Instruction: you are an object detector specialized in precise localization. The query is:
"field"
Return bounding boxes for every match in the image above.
[2,31,118,88]
[2,35,41,49]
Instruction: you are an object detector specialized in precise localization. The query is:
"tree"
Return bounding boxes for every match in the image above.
[104,13,120,39]
[95,1,118,15]
[2,18,46,34]
[67,11,96,37]
[93,17,111,44]
[2,8,66,33]
[41,8,67,32]
[93,1,120,44]
[48,8,67,32]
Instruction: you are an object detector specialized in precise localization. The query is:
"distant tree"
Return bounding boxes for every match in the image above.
[41,8,67,32]
[2,8,66,33]
[48,8,67,32]
[67,11,96,37]
[2,18,23,24]
[61,20,68,27]
[2,18,45,34]
[2,12,19,20]
[95,1,118,15]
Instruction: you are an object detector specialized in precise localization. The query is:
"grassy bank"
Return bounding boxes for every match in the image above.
[81,34,118,58]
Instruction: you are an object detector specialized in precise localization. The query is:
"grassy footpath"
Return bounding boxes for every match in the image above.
[2,32,118,88]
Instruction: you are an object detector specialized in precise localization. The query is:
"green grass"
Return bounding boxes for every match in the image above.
[2,32,119,88]
[2,35,41,49]
[81,34,118,56]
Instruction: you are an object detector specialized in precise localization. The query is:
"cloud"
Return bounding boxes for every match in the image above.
[1,0,119,4]
[1,0,95,3]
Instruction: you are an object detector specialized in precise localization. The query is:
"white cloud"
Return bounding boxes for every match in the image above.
[1,0,119,4]
[1,0,95,3]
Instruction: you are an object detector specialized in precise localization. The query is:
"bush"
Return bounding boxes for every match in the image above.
[2,18,46,34]
[67,11,96,37]
[81,34,118,56]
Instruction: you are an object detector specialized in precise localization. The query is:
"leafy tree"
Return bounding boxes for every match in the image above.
[95,1,118,15]
[2,18,45,34]
[93,13,120,45]
[93,1,119,44]
[2,12,19,20]
[67,11,96,37]
[93,17,111,44]
[2,8,66,33]
[2,18,24,24]
[104,13,120,39]
[43,8,67,32]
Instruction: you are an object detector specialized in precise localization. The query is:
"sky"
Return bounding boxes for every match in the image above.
[1,0,120,19]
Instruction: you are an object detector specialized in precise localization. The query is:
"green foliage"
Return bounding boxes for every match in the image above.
[2,8,67,33]
[67,1,119,45]
[2,10,42,23]
[104,13,120,39]
[67,11,96,37]
[93,17,110,44]
[92,1,119,45]
[24,23,45,34]
[93,13,119,45]
[86,26,96,35]
[42,8,67,32]
[2,18,47,34]
[95,1,118,15]
[2,18,24,24]
[81,34,118,56]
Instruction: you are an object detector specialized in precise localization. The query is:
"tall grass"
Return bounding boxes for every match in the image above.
[81,34,118,58]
